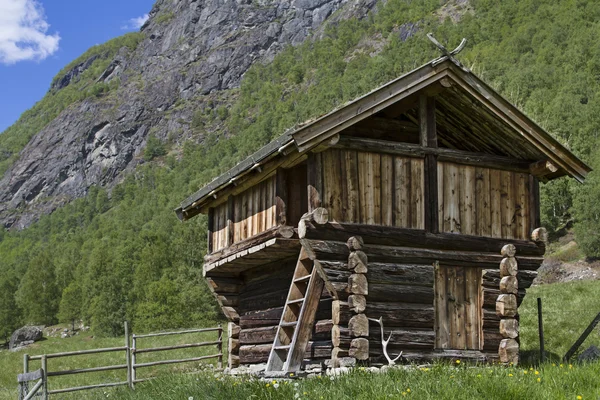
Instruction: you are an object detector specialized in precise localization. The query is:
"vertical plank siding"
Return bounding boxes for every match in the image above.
[437,161,530,240]
[321,149,425,229]
[435,265,483,350]
[211,175,278,252]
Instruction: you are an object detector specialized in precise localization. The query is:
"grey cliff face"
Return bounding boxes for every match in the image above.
[0,0,378,229]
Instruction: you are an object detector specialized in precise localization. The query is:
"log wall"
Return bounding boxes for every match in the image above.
[236,258,333,365]
[437,162,530,240]
[319,149,425,229]
[211,175,277,252]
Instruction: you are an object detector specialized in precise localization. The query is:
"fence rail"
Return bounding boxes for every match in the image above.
[18,322,223,400]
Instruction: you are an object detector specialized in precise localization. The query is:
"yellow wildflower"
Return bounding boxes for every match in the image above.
[523,371,528,375]
[537,378,541,383]
[508,374,513,377]
[577,396,583,400]
[455,360,461,364]
[535,371,539,375]
[402,392,407,396]
[407,389,411,393]
[266,383,270,387]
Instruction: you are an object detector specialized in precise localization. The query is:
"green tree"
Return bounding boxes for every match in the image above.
[58,282,82,330]
[143,134,167,161]
[574,139,600,257]
[16,252,60,325]
[0,272,21,343]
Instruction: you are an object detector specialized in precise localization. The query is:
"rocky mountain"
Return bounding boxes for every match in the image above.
[0,0,378,229]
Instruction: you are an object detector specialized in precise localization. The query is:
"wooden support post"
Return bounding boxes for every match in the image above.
[420,95,438,234]
[276,169,287,226]
[424,154,439,233]
[538,298,545,363]
[41,355,48,400]
[498,245,519,364]
[217,324,223,369]
[207,207,214,253]
[125,321,132,389]
[226,196,235,247]
[419,95,437,148]
[307,153,323,212]
[529,176,541,234]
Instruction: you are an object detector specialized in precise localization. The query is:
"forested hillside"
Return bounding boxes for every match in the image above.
[1,0,600,340]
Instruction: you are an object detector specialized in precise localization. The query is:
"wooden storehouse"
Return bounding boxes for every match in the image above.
[175,58,590,373]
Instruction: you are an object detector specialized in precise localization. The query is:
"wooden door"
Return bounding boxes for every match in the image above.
[434,264,483,350]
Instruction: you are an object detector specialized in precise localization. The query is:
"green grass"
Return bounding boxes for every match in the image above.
[0,326,223,400]
[2,279,600,399]
[520,280,600,361]
[88,363,598,400]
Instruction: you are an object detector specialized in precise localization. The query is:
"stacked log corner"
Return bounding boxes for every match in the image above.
[228,322,241,369]
[497,244,519,365]
[347,236,370,364]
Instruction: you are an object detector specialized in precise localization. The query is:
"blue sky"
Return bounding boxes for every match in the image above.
[0,0,156,133]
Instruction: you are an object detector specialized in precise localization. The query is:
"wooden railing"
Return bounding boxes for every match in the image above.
[18,322,223,399]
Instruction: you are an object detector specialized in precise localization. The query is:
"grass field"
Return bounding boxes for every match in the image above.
[1,279,599,399]
[0,325,223,400]
[86,362,599,400]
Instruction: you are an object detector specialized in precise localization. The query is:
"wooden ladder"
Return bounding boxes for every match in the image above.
[266,247,324,374]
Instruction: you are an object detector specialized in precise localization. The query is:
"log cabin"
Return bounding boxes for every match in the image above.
[175,57,590,374]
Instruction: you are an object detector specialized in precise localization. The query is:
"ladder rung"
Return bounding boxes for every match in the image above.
[293,275,311,284]
[287,298,305,305]
[280,321,297,328]
[274,345,290,351]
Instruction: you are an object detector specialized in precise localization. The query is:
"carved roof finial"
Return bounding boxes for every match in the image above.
[427,33,469,72]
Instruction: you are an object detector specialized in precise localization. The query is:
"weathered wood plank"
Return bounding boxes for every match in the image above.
[475,167,491,237]
[434,263,447,349]
[381,154,394,226]
[490,169,502,238]
[303,238,544,270]
[366,301,434,329]
[307,152,323,212]
[411,158,424,229]
[501,171,514,239]
[301,218,545,257]
[394,157,411,227]
[334,136,532,172]
[344,150,360,222]
[464,267,482,350]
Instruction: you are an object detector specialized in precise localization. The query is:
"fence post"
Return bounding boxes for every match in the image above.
[217,324,223,369]
[131,335,136,389]
[537,297,545,363]
[41,355,48,400]
[23,354,29,374]
[125,321,132,390]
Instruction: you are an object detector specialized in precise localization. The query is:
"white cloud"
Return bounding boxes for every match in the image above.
[122,13,149,30]
[0,0,60,65]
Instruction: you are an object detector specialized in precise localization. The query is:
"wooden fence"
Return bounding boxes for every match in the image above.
[18,322,223,399]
